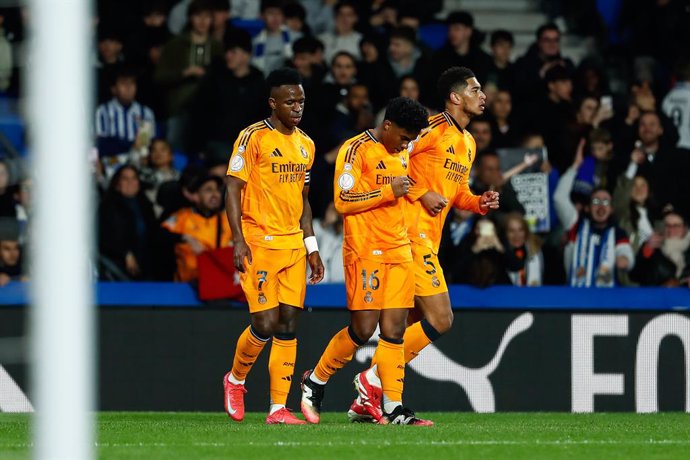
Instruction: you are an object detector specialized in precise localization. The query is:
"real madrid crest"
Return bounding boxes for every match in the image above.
[400,155,407,169]
[258,292,267,304]
[431,276,440,288]
[300,145,308,159]
[364,291,373,303]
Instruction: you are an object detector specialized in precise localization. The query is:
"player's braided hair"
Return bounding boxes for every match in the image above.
[383,97,430,133]
[437,66,476,101]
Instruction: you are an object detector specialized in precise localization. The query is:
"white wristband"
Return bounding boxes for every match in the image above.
[304,236,319,255]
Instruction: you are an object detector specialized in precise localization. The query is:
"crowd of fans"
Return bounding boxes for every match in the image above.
[0,0,689,290]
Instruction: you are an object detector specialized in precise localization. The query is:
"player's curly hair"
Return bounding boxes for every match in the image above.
[266,67,303,90]
[383,97,430,133]
[437,66,476,101]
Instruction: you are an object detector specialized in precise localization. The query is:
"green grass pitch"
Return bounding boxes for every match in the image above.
[1,412,689,459]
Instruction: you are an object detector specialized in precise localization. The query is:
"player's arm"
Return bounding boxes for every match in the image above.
[225,129,258,273]
[405,130,433,202]
[300,174,324,284]
[334,148,408,214]
[225,176,251,272]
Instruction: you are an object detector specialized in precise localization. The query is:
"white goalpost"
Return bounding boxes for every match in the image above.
[28,0,95,458]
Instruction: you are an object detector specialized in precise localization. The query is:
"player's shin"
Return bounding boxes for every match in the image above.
[312,325,364,383]
[231,325,270,382]
[268,333,297,414]
[374,335,405,415]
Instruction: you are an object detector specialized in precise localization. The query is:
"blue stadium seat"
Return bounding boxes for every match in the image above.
[0,114,26,155]
[230,18,265,38]
[173,151,188,171]
[419,23,448,50]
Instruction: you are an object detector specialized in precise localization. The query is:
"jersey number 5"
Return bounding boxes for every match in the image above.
[423,254,437,275]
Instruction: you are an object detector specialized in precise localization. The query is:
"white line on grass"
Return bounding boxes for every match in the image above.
[3,440,690,449]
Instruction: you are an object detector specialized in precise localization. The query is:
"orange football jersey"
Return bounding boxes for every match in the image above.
[334,129,412,264]
[405,111,486,254]
[227,119,315,249]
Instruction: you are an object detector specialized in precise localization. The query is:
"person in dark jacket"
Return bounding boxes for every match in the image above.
[98,165,157,280]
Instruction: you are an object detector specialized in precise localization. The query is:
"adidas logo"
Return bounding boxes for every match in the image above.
[446,145,455,154]
[375,160,387,170]
[270,148,283,157]
[281,375,292,381]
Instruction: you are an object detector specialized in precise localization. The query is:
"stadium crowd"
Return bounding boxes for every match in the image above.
[0,0,689,290]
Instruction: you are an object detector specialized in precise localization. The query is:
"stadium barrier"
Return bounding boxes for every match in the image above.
[1,282,689,413]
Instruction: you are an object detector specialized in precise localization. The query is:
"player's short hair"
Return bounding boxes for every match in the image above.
[390,26,416,45]
[437,66,476,101]
[491,29,514,46]
[260,0,283,13]
[187,0,213,19]
[589,127,612,144]
[292,36,323,55]
[266,67,302,90]
[383,97,429,133]
[536,22,560,40]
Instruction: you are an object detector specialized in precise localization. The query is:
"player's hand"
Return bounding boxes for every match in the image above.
[307,251,325,285]
[391,176,410,197]
[479,191,500,211]
[420,191,448,216]
[233,240,252,273]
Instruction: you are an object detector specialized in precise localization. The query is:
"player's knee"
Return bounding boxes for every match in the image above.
[430,310,453,334]
[250,316,276,338]
[350,323,376,344]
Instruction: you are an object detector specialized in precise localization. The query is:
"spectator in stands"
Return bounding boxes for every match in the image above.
[488,89,521,149]
[155,0,222,153]
[0,11,12,93]
[210,0,231,43]
[318,51,357,116]
[161,174,232,282]
[168,0,233,35]
[486,30,515,95]
[468,116,493,155]
[0,230,23,286]
[252,0,296,76]
[0,159,15,217]
[13,177,30,245]
[430,11,491,102]
[360,26,428,109]
[536,64,576,173]
[554,147,635,287]
[613,174,659,254]
[438,208,476,276]
[318,0,361,62]
[191,27,265,161]
[96,26,126,104]
[290,36,327,89]
[449,217,511,287]
[471,151,525,220]
[617,111,690,218]
[573,59,609,99]
[312,201,344,282]
[300,0,335,36]
[514,23,574,106]
[326,83,374,157]
[98,165,157,280]
[124,3,171,118]
[571,130,617,199]
[284,1,310,38]
[375,76,433,125]
[139,139,181,215]
[630,209,690,287]
[502,212,544,286]
[661,58,690,150]
[95,66,156,166]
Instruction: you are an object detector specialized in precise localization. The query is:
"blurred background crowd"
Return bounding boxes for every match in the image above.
[0,0,689,290]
